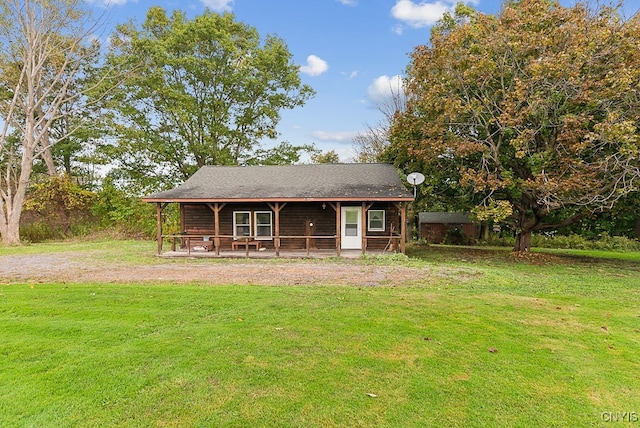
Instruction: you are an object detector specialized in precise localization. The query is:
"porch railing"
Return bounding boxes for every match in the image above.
[160,233,401,257]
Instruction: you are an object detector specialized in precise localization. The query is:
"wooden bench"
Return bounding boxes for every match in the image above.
[231,240,262,251]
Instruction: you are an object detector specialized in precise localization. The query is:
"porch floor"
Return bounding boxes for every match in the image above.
[159,248,396,259]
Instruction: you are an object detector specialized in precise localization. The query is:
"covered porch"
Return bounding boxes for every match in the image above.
[152,200,408,257]
[143,164,414,258]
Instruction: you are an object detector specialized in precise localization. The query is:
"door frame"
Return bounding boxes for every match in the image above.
[340,206,362,249]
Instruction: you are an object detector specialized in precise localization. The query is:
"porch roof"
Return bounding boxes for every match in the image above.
[142,163,414,203]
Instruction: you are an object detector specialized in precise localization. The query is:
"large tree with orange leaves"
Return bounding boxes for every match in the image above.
[391,0,640,251]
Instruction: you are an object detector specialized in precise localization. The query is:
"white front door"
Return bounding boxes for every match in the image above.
[341,206,362,249]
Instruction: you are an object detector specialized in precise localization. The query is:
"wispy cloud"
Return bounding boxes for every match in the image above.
[300,55,329,77]
[87,0,131,7]
[341,70,359,80]
[311,130,357,143]
[200,0,234,12]
[391,0,452,28]
[367,75,404,106]
[336,0,358,5]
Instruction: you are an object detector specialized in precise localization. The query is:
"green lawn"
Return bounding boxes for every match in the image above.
[1,241,639,427]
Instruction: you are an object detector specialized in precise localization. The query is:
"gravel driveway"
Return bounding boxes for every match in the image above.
[0,250,436,286]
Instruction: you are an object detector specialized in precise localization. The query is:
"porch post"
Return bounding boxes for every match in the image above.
[214,203,221,256]
[268,202,284,257]
[361,201,367,255]
[207,203,226,256]
[274,202,281,257]
[400,203,407,254]
[156,202,168,255]
[335,202,341,256]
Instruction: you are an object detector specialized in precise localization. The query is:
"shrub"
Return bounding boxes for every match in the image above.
[91,179,180,238]
[21,175,96,242]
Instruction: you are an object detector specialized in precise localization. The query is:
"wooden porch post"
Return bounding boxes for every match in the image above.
[335,202,341,256]
[361,202,367,255]
[213,203,221,256]
[156,202,168,255]
[274,203,281,257]
[207,203,226,256]
[400,203,407,254]
[268,202,285,257]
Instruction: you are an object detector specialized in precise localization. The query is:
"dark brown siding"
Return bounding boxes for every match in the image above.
[182,202,401,251]
[421,222,476,244]
[278,203,335,249]
[365,203,401,250]
[183,204,214,233]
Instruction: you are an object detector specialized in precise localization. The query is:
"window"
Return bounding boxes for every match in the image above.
[344,209,359,236]
[368,210,385,232]
[233,211,251,239]
[254,211,273,240]
[233,210,273,240]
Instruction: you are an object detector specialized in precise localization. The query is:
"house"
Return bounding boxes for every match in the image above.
[418,212,476,244]
[142,163,414,256]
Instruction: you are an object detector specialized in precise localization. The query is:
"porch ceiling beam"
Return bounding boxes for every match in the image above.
[266,202,287,212]
[206,202,226,212]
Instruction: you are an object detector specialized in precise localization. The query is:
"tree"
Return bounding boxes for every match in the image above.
[0,0,101,244]
[352,78,406,163]
[100,7,315,191]
[391,0,640,251]
[23,174,94,236]
[311,150,340,164]
[352,125,390,163]
[245,142,318,166]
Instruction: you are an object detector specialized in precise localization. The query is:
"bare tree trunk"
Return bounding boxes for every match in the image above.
[1,134,35,245]
[40,129,58,176]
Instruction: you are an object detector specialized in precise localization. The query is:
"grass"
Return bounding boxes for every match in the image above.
[1,241,639,427]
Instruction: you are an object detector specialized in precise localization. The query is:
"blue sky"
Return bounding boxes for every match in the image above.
[91,0,639,161]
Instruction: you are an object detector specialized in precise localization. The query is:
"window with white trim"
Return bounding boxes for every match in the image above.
[233,210,273,240]
[254,211,273,240]
[368,210,385,232]
[233,211,251,239]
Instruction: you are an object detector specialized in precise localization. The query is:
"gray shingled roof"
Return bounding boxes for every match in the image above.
[419,212,473,224]
[143,164,414,201]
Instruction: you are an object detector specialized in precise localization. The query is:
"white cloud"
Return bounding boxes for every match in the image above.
[311,130,357,143]
[300,55,329,77]
[200,0,234,12]
[341,70,359,80]
[367,75,404,106]
[391,0,451,28]
[87,0,130,7]
[336,0,358,5]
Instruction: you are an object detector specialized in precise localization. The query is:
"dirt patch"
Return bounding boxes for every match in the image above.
[0,251,436,286]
